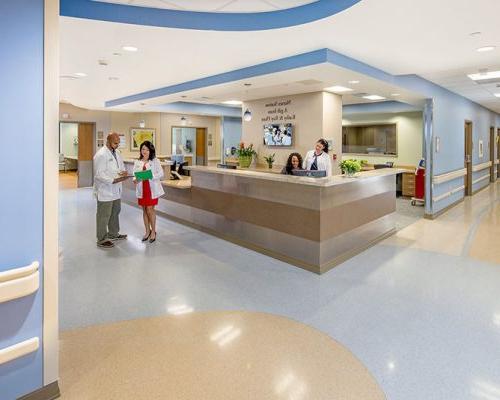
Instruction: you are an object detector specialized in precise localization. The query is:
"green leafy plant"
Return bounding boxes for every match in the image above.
[236,142,257,158]
[340,159,362,176]
[264,153,276,168]
[360,159,368,166]
[236,142,257,168]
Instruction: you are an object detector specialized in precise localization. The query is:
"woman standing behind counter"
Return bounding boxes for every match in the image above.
[303,138,332,177]
[133,141,164,243]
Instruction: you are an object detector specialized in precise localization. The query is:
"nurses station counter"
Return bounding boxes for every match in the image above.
[123,161,400,274]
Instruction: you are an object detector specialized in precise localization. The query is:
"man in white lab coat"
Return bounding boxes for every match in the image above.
[93,132,129,248]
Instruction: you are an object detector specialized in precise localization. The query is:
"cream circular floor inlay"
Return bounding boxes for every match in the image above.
[60,311,385,400]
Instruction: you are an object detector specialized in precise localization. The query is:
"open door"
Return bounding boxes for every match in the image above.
[464,121,473,196]
[77,122,95,187]
[490,127,495,182]
[196,128,207,166]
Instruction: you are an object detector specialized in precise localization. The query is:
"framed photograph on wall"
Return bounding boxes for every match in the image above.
[118,132,126,149]
[130,128,155,151]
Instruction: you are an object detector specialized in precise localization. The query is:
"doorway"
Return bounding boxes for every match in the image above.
[464,121,473,196]
[490,127,495,182]
[498,128,500,179]
[171,126,207,166]
[196,128,207,166]
[59,121,95,188]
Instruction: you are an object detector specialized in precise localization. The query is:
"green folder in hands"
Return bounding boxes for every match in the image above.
[134,169,153,181]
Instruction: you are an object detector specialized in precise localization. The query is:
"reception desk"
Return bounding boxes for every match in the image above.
[122,163,400,274]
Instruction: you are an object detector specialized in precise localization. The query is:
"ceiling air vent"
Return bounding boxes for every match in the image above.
[296,79,323,85]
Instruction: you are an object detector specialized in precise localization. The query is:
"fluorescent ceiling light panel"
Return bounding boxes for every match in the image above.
[122,46,138,52]
[391,93,401,97]
[222,100,242,105]
[363,95,386,100]
[468,70,500,81]
[324,85,353,93]
[348,80,360,84]
[476,46,495,52]
[74,72,87,77]
[494,93,500,98]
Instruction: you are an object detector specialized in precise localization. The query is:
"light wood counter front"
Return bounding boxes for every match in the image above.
[122,165,397,274]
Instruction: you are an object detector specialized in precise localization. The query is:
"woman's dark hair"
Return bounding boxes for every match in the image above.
[285,152,303,174]
[317,138,329,153]
[139,140,156,161]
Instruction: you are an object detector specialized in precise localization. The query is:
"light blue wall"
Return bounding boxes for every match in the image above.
[0,1,45,399]
[223,117,242,155]
[395,75,500,214]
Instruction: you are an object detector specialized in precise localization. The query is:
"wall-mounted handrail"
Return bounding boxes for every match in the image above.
[472,161,492,172]
[433,185,465,203]
[472,174,490,185]
[0,337,39,366]
[0,261,39,303]
[432,168,466,185]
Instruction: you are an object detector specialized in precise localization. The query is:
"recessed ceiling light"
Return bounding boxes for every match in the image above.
[140,102,146,106]
[470,31,482,37]
[348,80,360,84]
[391,93,401,97]
[244,83,252,87]
[222,100,242,105]
[324,85,353,93]
[477,46,495,52]
[494,93,500,98]
[363,95,386,101]
[74,72,87,77]
[122,46,138,52]
[181,95,187,98]
[468,70,500,81]
[112,52,122,56]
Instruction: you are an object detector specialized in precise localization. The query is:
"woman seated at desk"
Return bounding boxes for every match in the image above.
[303,138,332,177]
[281,152,303,175]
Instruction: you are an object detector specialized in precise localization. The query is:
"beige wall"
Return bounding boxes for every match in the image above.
[242,92,342,170]
[59,104,221,161]
[342,111,423,167]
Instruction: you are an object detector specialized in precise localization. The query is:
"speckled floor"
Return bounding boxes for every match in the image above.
[59,183,500,400]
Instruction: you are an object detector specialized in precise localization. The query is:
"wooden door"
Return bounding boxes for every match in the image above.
[498,128,500,178]
[196,128,206,166]
[490,127,495,182]
[464,121,473,196]
[77,122,95,187]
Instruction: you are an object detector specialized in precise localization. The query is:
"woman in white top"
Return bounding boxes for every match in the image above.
[133,141,164,243]
[303,138,332,177]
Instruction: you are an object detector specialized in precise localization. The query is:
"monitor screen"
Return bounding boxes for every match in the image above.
[263,124,293,146]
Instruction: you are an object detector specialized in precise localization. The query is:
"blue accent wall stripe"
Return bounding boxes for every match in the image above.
[60,0,362,31]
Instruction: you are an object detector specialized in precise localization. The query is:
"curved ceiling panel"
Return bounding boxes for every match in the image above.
[61,0,362,31]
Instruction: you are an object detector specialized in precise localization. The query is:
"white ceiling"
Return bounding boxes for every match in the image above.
[94,0,317,12]
[61,0,500,113]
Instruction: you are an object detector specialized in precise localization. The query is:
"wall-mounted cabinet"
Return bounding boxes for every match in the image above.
[342,123,397,156]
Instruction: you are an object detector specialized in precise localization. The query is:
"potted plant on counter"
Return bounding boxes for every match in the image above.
[264,153,276,169]
[236,142,257,168]
[340,159,361,177]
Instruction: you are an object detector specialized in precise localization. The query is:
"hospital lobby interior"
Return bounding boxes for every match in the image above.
[2,1,500,399]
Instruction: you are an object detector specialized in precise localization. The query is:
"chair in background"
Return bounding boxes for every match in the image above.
[58,154,67,172]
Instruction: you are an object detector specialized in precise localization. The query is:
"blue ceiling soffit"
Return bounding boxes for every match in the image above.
[105,48,331,107]
[60,0,362,31]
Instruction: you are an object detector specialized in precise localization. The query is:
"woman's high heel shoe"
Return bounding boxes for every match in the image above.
[149,232,156,243]
[142,232,151,242]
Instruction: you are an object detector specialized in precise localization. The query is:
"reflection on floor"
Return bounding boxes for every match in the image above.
[395,197,424,231]
[60,312,384,400]
[59,171,77,190]
[59,183,500,400]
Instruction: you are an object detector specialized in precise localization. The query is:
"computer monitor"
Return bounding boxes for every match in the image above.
[171,154,185,164]
[291,170,327,178]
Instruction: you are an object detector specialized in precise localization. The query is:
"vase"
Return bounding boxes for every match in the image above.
[238,155,252,168]
[267,163,273,169]
[346,171,356,177]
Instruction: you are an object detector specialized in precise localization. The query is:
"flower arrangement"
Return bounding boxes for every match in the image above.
[264,153,276,168]
[236,142,257,168]
[340,159,361,177]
